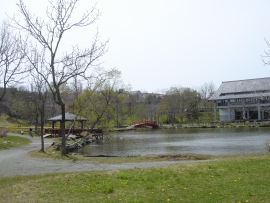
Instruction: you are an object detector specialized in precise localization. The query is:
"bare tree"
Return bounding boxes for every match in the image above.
[142,94,160,122]
[199,82,216,122]
[262,39,270,120]
[127,93,138,116]
[13,0,108,155]
[0,20,27,102]
[27,49,49,152]
[68,76,83,113]
[262,38,270,65]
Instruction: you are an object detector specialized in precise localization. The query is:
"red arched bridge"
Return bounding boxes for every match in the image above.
[131,120,158,128]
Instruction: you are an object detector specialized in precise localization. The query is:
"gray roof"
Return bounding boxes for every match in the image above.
[47,112,87,121]
[208,77,270,101]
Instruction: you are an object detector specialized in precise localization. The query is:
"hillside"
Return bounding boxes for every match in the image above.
[0,114,26,128]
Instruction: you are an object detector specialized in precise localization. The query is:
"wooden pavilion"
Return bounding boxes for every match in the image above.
[45,112,88,137]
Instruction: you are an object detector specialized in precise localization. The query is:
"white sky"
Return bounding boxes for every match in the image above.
[1,0,270,93]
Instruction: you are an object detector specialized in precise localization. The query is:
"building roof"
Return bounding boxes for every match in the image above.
[47,112,87,121]
[208,77,270,101]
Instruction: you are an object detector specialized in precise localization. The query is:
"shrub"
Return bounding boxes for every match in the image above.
[259,124,270,127]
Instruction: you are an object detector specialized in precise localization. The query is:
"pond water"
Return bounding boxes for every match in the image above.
[76,127,270,156]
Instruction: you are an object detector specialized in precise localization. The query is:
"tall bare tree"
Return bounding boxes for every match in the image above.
[13,0,108,155]
[199,82,216,122]
[0,20,27,102]
[27,49,49,152]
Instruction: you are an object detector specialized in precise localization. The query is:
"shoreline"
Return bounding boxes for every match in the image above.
[0,133,204,177]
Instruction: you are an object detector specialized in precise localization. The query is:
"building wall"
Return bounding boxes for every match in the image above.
[219,109,235,121]
[230,109,235,121]
[219,109,228,121]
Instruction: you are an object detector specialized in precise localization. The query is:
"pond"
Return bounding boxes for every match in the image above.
[76,127,270,156]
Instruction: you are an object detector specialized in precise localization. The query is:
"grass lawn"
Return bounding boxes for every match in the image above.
[0,153,269,203]
[0,136,31,150]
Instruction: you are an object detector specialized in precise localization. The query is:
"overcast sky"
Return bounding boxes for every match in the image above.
[1,0,270,93]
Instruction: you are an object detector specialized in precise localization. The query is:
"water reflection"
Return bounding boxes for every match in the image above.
[77,127,270,156]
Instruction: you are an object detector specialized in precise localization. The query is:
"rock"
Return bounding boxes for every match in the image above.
[55,143,61,151]
[65,136,93,153]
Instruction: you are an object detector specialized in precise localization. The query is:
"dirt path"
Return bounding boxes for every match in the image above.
[0,133,201,177]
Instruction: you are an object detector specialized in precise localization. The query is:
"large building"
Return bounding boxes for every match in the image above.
[208,77,270,122]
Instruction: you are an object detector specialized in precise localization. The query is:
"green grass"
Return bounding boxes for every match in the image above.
[0,136,31,150]
[0,153,269,203]
[0,114,27,127]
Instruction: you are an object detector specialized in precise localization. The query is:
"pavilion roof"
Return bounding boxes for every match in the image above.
[47,112,87,121]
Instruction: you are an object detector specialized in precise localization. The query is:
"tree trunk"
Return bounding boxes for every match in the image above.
[40,110,45,152]
[170,113,175,126]
[60,105,66,155]
[35,112,39,132]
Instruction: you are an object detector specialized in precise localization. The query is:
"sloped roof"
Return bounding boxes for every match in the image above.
[47,112,87,121]
[209,77,270,101]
